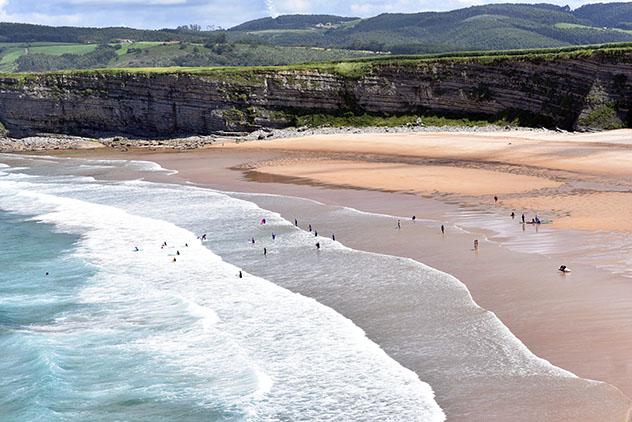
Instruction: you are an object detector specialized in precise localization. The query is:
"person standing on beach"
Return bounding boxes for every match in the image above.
[441,225,445,234]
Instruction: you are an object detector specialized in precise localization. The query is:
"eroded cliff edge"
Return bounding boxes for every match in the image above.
[1,47,631,138]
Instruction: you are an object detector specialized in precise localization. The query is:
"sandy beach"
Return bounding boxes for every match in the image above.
[56,128,632,419]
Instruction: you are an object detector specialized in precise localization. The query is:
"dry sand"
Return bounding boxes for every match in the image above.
[227,129,632,232]
[257,159,561,196]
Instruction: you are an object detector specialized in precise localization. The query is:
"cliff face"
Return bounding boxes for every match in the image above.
[1,50,631,138]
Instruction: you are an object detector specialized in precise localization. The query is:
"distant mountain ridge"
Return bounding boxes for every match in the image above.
[227,2,632,53]
[230,15,359,31]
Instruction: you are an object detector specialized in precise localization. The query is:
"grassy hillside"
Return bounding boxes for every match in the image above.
[8,42,628,80]
[0,40,377,72]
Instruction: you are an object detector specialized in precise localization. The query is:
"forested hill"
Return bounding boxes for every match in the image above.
[228,3,632,53]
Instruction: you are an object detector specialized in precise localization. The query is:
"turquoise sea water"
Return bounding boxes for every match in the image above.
[0,213,93,420]
[0,158,444,421]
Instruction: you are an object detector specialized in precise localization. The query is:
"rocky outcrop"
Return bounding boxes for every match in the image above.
[0,49,631,138]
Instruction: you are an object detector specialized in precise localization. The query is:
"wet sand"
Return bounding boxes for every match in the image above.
[59,130,632,419]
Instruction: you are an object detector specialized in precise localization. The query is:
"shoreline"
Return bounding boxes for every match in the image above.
[0,123,548,153]
[42,129,632,400]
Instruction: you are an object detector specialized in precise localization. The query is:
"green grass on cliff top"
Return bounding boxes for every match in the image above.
[3,42,632,80]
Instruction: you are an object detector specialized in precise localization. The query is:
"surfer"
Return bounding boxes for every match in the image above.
[263,247,267,256]
[294,219,298,226]
[173,257,177,262]
[412,215,416,221]
[45,272,49,276]
[134,246,139,252]
[176,250,180,256]
[314,230,318,237]
[332,233,336,241]
[474,239,479,250]
[397,220,401,229]
[510,211,515,219]
[185,243,189,247]
[308,224,312,232]
[316,242,320,250]
[202,234,207,240]
[251,237,255,244]
[272,233,276,240]
[521,213,526,223]
[494,195,498,203]
[559,265,570,273]
[261,218,266,225]
[441,225,445,234]
[239,271,243,278]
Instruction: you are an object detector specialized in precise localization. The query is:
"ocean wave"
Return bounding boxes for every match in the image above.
[0,167,444,421]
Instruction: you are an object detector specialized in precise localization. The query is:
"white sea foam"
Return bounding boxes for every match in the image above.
[0,168,445,421]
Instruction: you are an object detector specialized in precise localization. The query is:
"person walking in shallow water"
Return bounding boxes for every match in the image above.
[397,220,401,229]
[474,239,479,250]
[441,225,445,235]
[521,213,526,224]
[238,271,243,278]
[316,242,320,250]
[263,247,267,256]
[308,224,312,232]
[331,233,336,241]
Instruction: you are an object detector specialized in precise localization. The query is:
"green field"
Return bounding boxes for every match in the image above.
[554,22,632,35]
[0,43,102,71]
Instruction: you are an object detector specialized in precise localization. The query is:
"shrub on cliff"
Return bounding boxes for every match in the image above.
[576,103,624,130]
